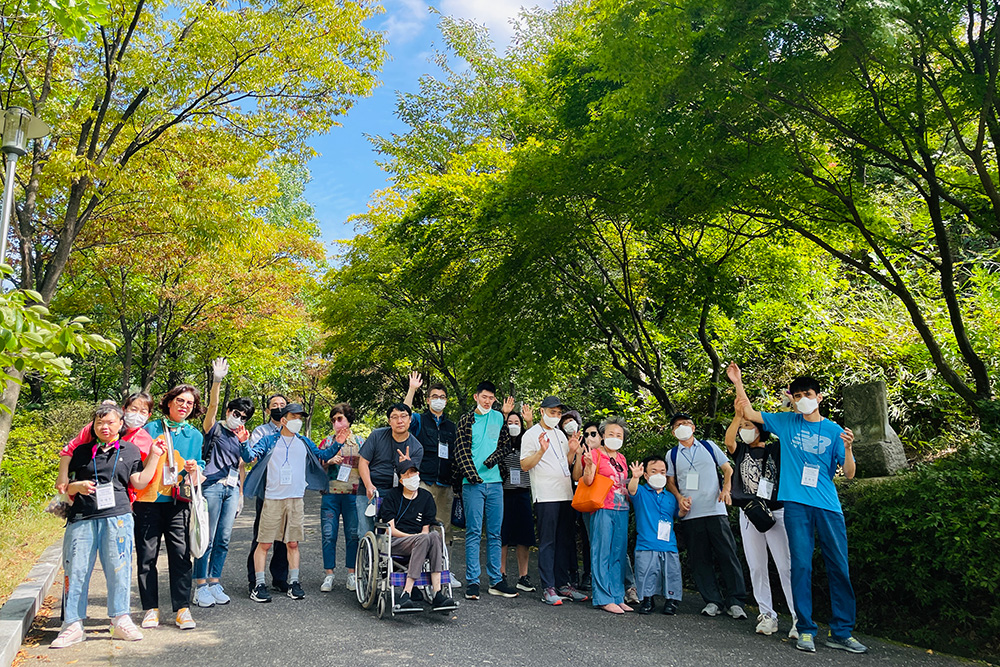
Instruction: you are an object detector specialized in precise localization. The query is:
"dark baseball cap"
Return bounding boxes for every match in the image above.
[281,403,309,418]
[539,396,567,409]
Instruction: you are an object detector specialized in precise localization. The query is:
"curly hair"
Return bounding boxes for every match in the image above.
[159,384,205,419]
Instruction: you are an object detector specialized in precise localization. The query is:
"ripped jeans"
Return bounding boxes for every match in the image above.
[62,513,134,624]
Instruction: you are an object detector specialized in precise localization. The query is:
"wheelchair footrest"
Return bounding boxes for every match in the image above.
[388,571,454,587]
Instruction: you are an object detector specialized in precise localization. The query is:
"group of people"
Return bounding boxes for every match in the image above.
[50,359,868,656]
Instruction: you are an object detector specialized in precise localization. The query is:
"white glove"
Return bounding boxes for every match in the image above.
[212,357,229,381]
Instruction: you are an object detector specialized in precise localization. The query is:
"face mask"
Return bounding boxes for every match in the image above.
[673,424,694,441]
[647,473,667,490]
[563,421,579,435]
[508,424,521,437]
[475,403,491,415]
[401,475,421,491]
[739,427,758,443]
[542,414,561,428]
[123,412,147,429]
[429,398,447,412]
[795,397,819,415]
[225,414,245,431]
[604,437,623,451]
[270,408,283,422]
[285,419,303,434]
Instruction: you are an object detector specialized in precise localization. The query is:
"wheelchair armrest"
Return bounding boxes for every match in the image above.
[374,521,390,530]
[429,519,443,527]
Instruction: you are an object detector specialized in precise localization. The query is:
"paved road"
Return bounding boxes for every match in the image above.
[19,495,973,667]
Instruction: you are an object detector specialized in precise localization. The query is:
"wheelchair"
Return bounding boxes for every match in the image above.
[355,519,459,619]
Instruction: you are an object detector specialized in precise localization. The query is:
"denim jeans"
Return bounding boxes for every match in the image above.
[194,481,240,580]
[462,482,503,586]
[784,501,857,639]
[590,508,628,606]
[63,514,134,624]
[356,493,377,541]
[321,493,359,570]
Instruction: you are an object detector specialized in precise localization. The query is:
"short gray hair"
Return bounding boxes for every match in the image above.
[599,416,629,442]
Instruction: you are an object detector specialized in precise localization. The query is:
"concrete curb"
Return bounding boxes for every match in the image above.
[0,541,61,667]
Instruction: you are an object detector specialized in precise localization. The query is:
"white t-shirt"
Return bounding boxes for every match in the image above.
[520,424,573,503]
[265,435,309,500]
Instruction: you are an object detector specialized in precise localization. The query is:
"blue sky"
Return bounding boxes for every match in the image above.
[304,0,555,250]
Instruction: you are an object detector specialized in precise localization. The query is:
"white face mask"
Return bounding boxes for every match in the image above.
[429,398,447,412]
[673,424,694,441]
[647,473,667,490]
[739,427,758,443]
[401,475,420,491]
[225,414,245,430]
[604,437,623,451]
[123,412,147,429]
[541,414,561,428]
[285,419,303,434]
[563,421,579,435]
[475,403,491,415]
[795,396,819,415]
[508,424,521,437]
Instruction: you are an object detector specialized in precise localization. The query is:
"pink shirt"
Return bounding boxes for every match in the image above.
[594,449,629,511]
[60,424,154,458]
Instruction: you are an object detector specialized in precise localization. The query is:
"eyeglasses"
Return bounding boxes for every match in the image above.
[389,414,409,421]
[173,398,195,407]
[585,430,599,437]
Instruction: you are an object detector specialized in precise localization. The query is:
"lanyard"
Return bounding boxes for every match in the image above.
[91,441,121,485]
[396,495,415,524]
[280,435,296,464]
[680,442,699,470]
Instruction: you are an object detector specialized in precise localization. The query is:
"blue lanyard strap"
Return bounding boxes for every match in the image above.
[680,442,699,470]
[280,436,295,464]
[92,442,121,485]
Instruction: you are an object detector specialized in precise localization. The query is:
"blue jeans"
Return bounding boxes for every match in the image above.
[356,493,378,540]
[321,493,359,570]
[194,482,240,580]
[462,482,503,586]
[784,501,857,639]
[63,514,134,624]
[590,508,628,606]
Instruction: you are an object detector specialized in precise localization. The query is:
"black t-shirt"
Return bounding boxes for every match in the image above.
[378,487,437,534]
[731,440,782,510]
[357,427,424,495]
[202,423,242,483]
[67,440,144,522]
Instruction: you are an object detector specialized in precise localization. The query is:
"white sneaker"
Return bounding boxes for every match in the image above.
[755,614,779,635]
[194,585,216,608]
[140,609,159,629]
[209,583,230,605]
[788,621,799,640]
[51,621,85,648]
[321,574,335,592]
[727,604,747,619]
[701,602,721,616]
[346,572,356,591]
[111,615,144,641]
[450,573,462,588]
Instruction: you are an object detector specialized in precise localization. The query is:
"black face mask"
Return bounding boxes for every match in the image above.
[270,408,283,422]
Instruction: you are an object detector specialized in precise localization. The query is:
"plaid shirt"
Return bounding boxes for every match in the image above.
[453,409,510,493]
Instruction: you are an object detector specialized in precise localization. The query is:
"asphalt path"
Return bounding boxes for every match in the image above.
[18,494,973,667]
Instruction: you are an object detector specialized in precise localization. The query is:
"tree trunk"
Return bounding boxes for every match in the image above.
[697,296,722,438]
[0,372,26,466]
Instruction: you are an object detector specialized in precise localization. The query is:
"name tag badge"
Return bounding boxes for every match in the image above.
[226,467,240,487]
[559,457,571,477]
[336,464,352,482]
[509,468,521,485]
[685,471,700,491]
[438,441,449,459]
[757,478,774,500]
[95,483,115,510]
[280,463,293,486]
[801,464,820,488]
[393,471,399,487]
[657,519,672,542]
[162,465,178,487]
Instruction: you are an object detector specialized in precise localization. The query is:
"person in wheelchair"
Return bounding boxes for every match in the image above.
[378,466,457,612]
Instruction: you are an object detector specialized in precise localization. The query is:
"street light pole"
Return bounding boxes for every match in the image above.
[0,107,50,264]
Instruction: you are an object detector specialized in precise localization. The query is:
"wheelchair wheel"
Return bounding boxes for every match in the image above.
[376,590,388,619]
[356,531,378,609]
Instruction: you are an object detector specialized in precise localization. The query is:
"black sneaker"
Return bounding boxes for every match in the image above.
[432,590,458,611]
[250,583,272,603]
[488,578,519,598]
[638,597,655,615]
[272,580,290,593]
[465,583,480,600]
[287,581,305,600]
[579,573,592,592]
[395,592,417,611]
[516,576,536,592]
[411,587,424,603]
[662,601,678,615]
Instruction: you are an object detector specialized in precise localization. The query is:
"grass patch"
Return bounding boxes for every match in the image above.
[0,503,62,606]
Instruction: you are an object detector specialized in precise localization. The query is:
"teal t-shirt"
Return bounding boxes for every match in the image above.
[465,410,503,485]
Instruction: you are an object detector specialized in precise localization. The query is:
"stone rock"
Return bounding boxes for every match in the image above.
[842,380,908,477]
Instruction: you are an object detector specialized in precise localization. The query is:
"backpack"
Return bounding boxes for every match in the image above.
[669,439,726,491]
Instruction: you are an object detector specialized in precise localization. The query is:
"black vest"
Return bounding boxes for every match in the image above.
[415,410,456,486]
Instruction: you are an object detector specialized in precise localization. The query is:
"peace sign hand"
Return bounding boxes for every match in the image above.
[398,446,412,463]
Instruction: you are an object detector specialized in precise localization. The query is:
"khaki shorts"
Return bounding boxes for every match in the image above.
[257,497,305,544]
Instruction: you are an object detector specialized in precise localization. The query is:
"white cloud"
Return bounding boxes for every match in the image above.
[382,0,433,44]
[438,0,556,46]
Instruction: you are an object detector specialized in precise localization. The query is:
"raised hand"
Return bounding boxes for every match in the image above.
[398,446,412,463]
[725,361,742,385]
[408,371,423,390]
[734,396,750,417]
[582,449,594,467]
[502,396,515,415]
[539,432,550,453]
[567,431,582,453]
[212,357,229,381]
[150,440,167,457]
[629,461,644,478]
[841,428,855,449]
[521,403,533,424]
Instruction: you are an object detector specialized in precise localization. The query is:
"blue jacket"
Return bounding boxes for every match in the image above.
[241,431,339,500]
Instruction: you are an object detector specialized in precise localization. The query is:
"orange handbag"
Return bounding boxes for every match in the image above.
[572,472,614,513]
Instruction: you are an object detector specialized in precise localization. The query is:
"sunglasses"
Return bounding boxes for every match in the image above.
[584,430,599,437]
[231,411,248,420]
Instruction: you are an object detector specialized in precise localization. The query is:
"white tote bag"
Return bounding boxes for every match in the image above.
[189,474,210,559]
